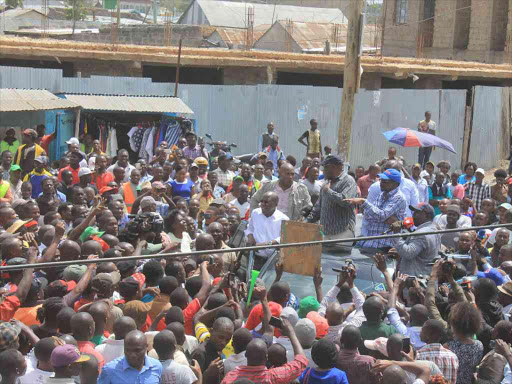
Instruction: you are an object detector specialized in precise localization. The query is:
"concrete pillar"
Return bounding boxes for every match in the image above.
[360,73,382,90]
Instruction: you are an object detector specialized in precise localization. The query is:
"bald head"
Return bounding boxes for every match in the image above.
[153,330,176,359]
[71,312,95,341]
[340,325,361,349]
[88,302,108,329]
[124,330,147,348]
[246,338,268,366]
[325,302,344,326]
[363,296,385,322]
[382,365,408,384]
[59,240,81,261]
[195,233,216,251]
[166,322,185,346]
[113,316,137,340]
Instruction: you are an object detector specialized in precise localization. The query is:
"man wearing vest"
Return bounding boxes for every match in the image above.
[120,169,141,213]
[0,128,20,156]
[298,119,323,159]
[14,129,46,177]
[0,178,13,204]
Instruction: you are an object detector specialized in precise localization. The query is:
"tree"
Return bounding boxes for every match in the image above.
[5,0,23,8]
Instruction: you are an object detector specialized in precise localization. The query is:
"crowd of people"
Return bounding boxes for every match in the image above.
[0,115,511,384]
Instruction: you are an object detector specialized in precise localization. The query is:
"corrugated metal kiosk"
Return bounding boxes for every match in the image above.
[60,94,194,162]
[0,89,81,162]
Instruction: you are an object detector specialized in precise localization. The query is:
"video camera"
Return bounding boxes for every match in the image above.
[119,212,164,242]
[427,251,454,274]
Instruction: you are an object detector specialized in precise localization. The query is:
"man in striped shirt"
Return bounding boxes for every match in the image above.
[222,318,307,384]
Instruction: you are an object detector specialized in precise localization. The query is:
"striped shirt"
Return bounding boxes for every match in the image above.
[416,343,459,384]
[307,173,357,235]
[358,187,407,249]
[221,355,308,384]
[465,181,491,211]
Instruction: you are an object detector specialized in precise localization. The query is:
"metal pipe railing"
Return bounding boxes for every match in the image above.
[1,223,509,271]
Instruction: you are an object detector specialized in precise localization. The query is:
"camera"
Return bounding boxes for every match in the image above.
[461,279,472,292]
[119,212,164,242]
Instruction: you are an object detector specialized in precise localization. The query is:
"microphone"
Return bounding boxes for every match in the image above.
[381,217,414,235]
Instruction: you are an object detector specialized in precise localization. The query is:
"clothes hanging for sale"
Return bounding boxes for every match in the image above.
[145,126,156,161]
[158,122,167,146]
[164,121,181,147]
[139,127,152,160]
[128,126,139,152]
[108,126,119,157]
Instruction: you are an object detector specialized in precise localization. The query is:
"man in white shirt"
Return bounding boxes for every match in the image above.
[21,338,56,384]
[418,111,436,169]
[245,191,289,270]
[153,330,199,384]
[95,316,137,364]
[367,160,419,217]
[232,184,250,219]
[106,149,135,183]
[411,163,429,203]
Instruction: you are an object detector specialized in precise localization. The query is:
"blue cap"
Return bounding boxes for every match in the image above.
[477,268,505,286]
[378,169,401,184]
[219,152,233,161]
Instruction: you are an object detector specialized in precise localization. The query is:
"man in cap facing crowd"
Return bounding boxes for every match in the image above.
[307,155,357,252]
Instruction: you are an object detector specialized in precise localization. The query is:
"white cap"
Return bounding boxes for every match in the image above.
[364,337,389,357]
[66,137,79,145]
[88,156,96,171]
[78,167,92,177]
[475,168,485,175]
[420,170,430,178]
[294,318,316,348]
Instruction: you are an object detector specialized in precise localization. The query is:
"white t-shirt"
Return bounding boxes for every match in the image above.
[20,356,53,384]
[160,359,197,384]
[94,337,125,364]
[232,199,250,218]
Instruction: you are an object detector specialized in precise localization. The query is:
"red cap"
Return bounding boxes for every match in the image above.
[306,311,328,339]
[132,272,146,288]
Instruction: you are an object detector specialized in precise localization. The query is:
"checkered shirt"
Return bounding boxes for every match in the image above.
[465,181,491,211]
[213,168,235,188]
[358,187,407,249]
[417,343,459,384]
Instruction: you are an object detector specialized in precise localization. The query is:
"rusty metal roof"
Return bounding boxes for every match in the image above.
[211,25,269,47]
[62,94,194,114]
[0,89,79,112]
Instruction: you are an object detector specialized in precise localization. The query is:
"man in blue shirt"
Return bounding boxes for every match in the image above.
[98,330,162,384]
[345,169,407,251]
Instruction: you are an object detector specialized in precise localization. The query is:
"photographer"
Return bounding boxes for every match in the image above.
[424,259,466,329]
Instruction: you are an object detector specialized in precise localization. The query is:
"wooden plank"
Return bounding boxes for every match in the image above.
[461,104,473,169]
[280,221,321,277]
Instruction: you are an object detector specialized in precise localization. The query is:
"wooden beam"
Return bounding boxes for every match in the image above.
[337,0,364,158]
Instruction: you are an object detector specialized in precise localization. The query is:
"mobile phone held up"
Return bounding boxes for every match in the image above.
[402,338,411,353]
[269,316,283,329]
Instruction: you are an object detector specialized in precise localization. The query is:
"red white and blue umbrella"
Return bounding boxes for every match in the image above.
[382,127,456,154]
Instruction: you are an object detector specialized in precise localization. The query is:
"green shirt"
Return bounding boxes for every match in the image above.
[359,320,398,356]
[141,243,163,255]
[90,334,107,346]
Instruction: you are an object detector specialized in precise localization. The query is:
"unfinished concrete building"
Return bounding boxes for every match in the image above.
[382,0,512,64]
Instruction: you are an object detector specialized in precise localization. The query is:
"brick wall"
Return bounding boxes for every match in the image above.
[432,0,457,49]
[467,0,494,51]
[57,24,206,47]
[382,0,423,57]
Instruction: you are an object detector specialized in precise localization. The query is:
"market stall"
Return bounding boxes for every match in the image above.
[60,94,194,162]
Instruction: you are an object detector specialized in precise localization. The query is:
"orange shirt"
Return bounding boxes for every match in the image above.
[77,341,105,371]
[13,305,41,326]
[40,134,55,155]
[245,302,282,336]
[92,171,114,191]
[58,166,80,185]
[0,295,20,322]
[183,298,201,336]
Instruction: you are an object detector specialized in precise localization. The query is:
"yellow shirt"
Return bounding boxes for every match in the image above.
[308,129,321,153]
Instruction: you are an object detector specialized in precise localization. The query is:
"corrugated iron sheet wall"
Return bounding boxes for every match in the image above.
[0,65,487,169]
[469,86,503,169]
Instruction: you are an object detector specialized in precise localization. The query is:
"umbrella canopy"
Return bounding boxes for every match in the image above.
[382,127,456,154]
